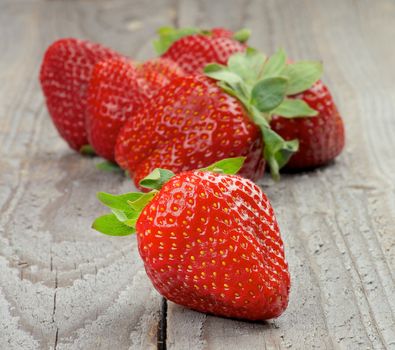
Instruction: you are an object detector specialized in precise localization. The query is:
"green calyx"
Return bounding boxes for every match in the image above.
[80,144,96,156]
[92,157,245,236]
[153,27,200,55]
[96,160,130,177]
[152,26,251,55]
[199,156,245,174]
[232,28,251,43]
[92,191,152,236]
[96,160,124,173]
[203,48,323,179]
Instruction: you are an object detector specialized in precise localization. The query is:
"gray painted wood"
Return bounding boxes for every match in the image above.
[0,1,173,349]
[0,0,394,349]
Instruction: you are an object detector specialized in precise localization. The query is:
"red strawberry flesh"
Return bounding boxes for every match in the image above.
[136,171,290,320]
[162,35,246,74]
[271,81,345,169]
[40,38,121,151]
[136,58,185,97]
[115,75,265,187]
[86,58,147,161]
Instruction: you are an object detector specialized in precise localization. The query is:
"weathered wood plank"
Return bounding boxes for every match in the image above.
[0,1,174,349]
[1,0,394,349]
[166,0,395,349]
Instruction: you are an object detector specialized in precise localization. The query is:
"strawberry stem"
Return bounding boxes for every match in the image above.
[232,28,251,43]
[92,157,246,236]
[80,144,96,156]
[204,48,323,179]
[96,160,124,173]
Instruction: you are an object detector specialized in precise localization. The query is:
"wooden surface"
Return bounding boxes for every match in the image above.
[0,0,394,349]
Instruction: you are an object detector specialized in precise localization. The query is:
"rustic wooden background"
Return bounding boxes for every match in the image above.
[1,0,394,349]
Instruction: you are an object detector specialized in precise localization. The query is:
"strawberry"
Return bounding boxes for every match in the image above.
[92,158,290,321]
[115,48,329,187]
[201,49,345,175]
[210,27,235,39]
[153,27,250,74]
[86,57,184,161]
[40,38,121,151]
[162,35,245,75]
[86,58,147,161]
[270,80,345,169]
[136,58,185,97]
[114,74,265,187]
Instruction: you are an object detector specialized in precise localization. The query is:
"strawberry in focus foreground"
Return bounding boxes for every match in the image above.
[92,158,290,321]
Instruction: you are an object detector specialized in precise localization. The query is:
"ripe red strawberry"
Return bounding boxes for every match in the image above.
[270,80,345,169]
[86,58,147,161]
[197,49,344,177]
[116,49,343,185]
[40,38,121,151]
[114,75,265,187]
[92,158,290,321]
[86,57,184,161]
[152,27,250,75]
[136,58,185,97]
[162,34,246,74]
[211,27,235,39]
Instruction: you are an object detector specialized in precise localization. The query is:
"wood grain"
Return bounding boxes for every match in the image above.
[0,1,173,349]
[0,0,394,349]
[167,0,395,349]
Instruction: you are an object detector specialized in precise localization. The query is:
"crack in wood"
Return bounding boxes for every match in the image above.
[54,328,59,350]
[157,298,168,350]
[52,270,58,349]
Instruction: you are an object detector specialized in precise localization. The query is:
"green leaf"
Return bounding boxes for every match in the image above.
[232,28,251,43]
[111,208,140,227]
[153,26,201,55]
[272,98,318,118]
[283,61,323,95]
[247,106,298,179]
[111,208,129,222]
[97,192,144,211]
[127,191,157,212]
[227,50,266,86]
[93,190,157,237]
[200,157,246,175]
[245,47,267,69]
[202,49,323,175]
[248,105,270,128]
[96,161,123,173]
[261,48,287,78]
[80,145,96,156]
[204,63,226,72]
[251,77,289,112]
[204,64,242,84]
[124,217,138,228]
[139,168,176,190]
[92,214,135,236]
[261,128,299,180]
[217,81,242,99]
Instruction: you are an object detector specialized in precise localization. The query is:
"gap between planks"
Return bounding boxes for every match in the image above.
[158,298,168,350]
